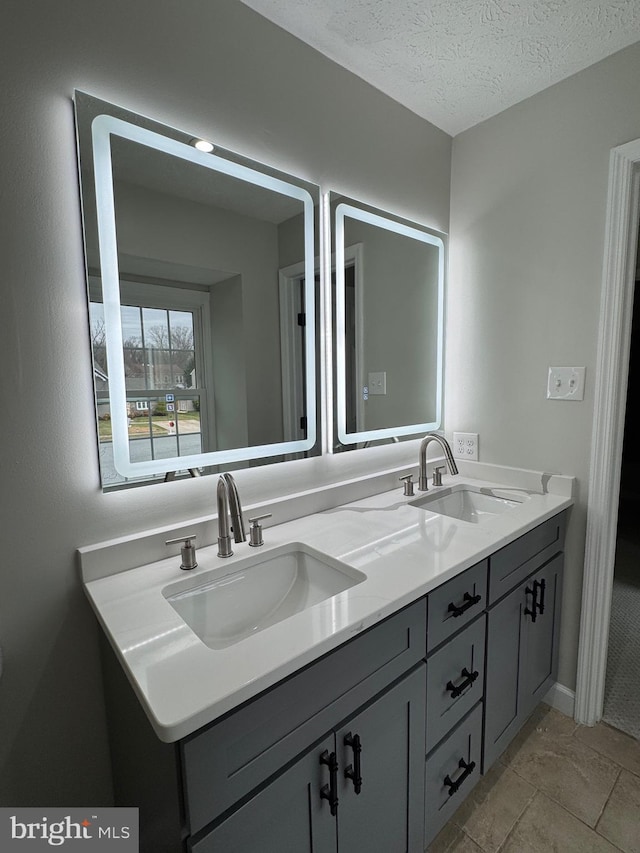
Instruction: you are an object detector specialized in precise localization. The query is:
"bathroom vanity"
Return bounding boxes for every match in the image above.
[81,472,571,852]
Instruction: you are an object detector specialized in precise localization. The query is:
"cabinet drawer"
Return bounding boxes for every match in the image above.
[181,599,427,835]
[489,511,566,604]
[426,615,486,753]
[425,703,483,847]
[427,560,487,652]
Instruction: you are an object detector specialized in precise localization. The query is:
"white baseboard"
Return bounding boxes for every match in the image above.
[544,682,576,718]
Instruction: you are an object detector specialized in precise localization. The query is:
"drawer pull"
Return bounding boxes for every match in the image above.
[524,583,537,622]
[448,591,481,618]
[343,732,362,794]
[525,579,546,622]
[537,578,546,615]
[446,667,479,699]
[319,750,339,816]
[443,757,476,797]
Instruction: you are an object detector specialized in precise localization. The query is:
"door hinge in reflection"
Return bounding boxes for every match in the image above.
[299,416,307,432]
[297,312,306,326]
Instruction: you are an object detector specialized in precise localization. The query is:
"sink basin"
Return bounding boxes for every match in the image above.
[409,485,527,523]
[163,543,366,649]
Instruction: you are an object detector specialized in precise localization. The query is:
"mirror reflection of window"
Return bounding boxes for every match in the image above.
[90,284,205,487]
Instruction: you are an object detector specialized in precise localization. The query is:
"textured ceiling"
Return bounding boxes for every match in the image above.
[240,0,640,135]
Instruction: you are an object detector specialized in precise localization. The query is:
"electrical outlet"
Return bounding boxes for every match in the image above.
[453,432,478,461]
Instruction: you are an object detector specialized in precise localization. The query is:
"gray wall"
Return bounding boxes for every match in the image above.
[211,275,249,452]
[447,41,640,691]
[0,0,450,805]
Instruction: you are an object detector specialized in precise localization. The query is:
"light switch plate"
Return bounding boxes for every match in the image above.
[547,366,586,400]
[368,371,387,395]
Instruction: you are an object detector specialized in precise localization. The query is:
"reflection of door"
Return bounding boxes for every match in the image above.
[279,262,308,448]
[332,244,363,448]
[299,277,308,439]
[344,264,357,434]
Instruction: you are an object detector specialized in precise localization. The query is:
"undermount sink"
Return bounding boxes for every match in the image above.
[409,485,528,523]
[163,543,366,649]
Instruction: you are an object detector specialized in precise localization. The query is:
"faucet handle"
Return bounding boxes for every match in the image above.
[165,534,198,570]
[248,514,272,547]
[399,474,415,496]
[432,466,446,487]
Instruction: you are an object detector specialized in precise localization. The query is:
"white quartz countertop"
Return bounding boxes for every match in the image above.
[82,474,572,742]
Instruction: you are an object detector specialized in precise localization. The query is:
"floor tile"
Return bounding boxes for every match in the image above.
[450,762,535,853]
[427,821,459,853]
[505,709,619,826]
[427,821,483,853]
[575,721,640,778]
[500,704,577,765]
[596,768,640,853]
[501,791,621,853]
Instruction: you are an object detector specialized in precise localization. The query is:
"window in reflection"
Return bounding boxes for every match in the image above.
[90,281,206,486]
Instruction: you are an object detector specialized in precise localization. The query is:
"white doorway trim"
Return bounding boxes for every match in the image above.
[575,139,640,725]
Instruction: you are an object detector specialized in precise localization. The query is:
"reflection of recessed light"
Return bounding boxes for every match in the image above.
[191,138,214,153]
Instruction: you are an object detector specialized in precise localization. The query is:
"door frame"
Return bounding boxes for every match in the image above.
[342,243,365,433]
[575,139,640,724]
[279,260,307,445]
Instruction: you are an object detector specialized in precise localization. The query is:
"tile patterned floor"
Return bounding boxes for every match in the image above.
[428,704,640,853]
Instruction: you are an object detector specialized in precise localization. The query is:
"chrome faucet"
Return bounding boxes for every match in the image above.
[217,473,247,557]
[418,433,459,491]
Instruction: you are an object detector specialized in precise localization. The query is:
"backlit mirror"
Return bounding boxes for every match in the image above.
[331,194,445,448]
[75,93,319,488]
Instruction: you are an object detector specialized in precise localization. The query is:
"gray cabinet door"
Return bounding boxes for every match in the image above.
[484,555,564,771]
[336,665,426,853]
[192,667,427,853]
[190,734,337,853]
[520,555,563,720]
[483,582,524,771]
[182,600,426,834]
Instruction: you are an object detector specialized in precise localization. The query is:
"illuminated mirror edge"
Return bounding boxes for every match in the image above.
[333,201,445,448]
[90,112,317,478]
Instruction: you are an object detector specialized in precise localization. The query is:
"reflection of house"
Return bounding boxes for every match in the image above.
[126,397,196,417]
[124,362,188,391]
[124,361,195,415]
[95,364,195,418]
